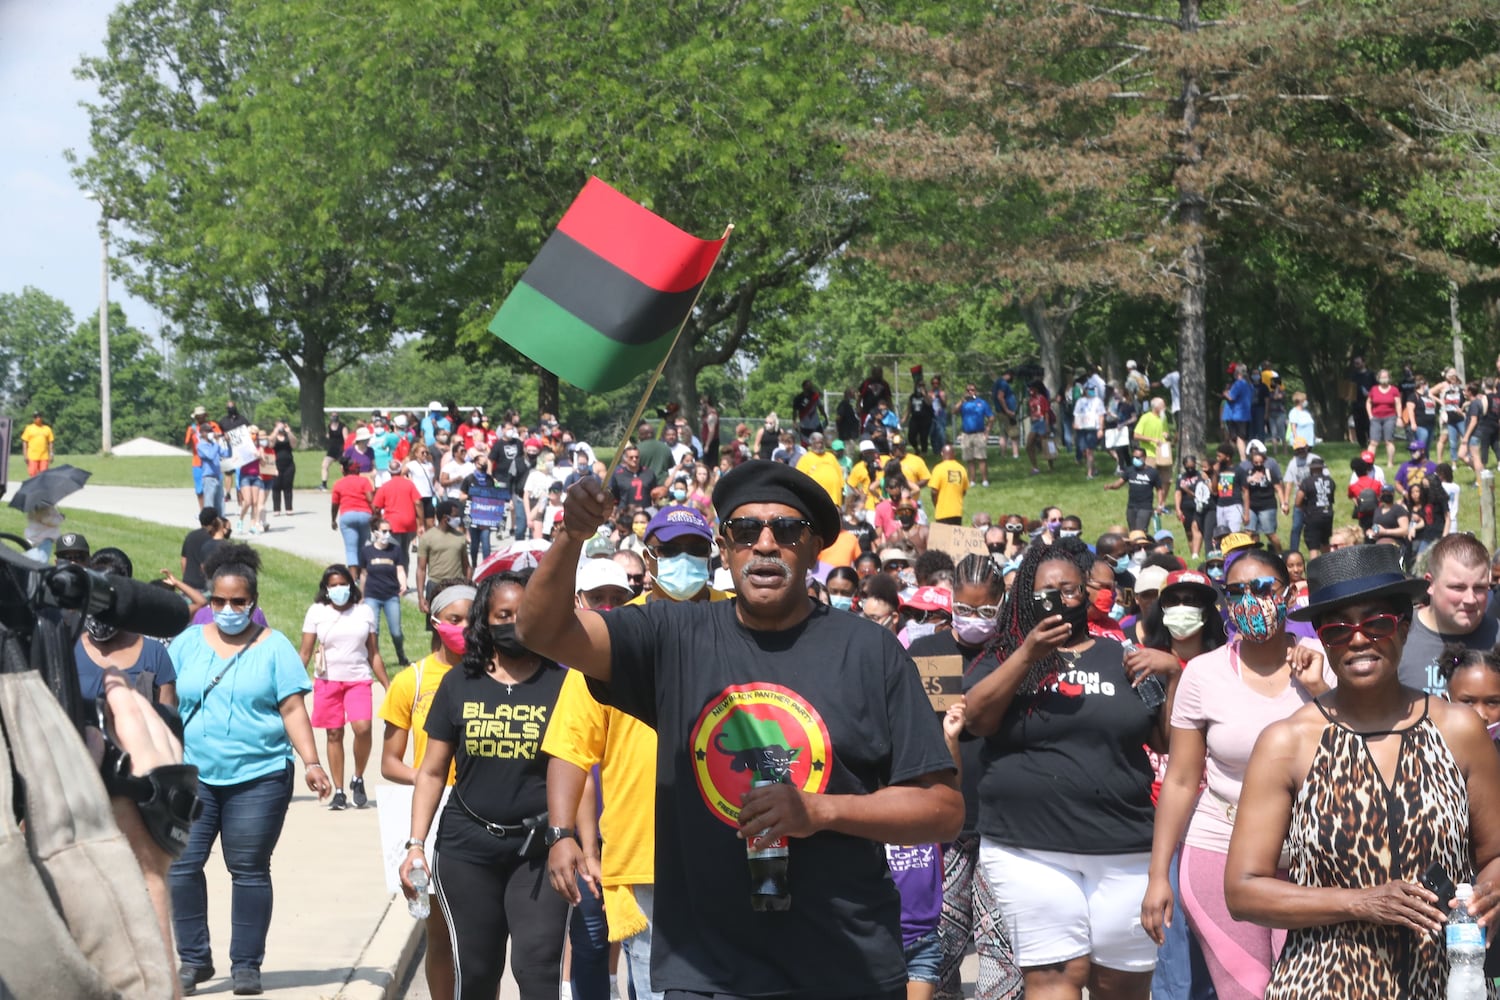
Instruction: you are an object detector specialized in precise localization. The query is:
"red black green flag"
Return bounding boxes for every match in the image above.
[488,177,728,392]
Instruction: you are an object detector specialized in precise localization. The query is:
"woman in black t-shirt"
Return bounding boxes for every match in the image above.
[909,556,1023,1000]
[400,570,568,1000]
[1405,477,1449,557]
[964,540,1166,999]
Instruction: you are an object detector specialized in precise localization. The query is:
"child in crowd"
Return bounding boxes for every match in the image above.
[885,702,965,1000]
[1441,643,1500,741]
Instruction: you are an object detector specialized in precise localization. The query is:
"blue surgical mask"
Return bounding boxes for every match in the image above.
[214,607,252,635]
[1133,458,1144,468]
[829,595,854,612]
[327,584,351,606]
[1115,555,1132,574]
[655,553,710,601]
[671,488,688,501]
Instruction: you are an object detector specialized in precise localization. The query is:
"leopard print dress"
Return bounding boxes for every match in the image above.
[1265,697,1495,1000]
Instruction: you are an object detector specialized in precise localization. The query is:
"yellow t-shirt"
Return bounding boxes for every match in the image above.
[21,424,53,461]
[377,653,457,784]
[1134,411,1168,459]
[898,453,931,486]
[541,588,732,940]
[929,459,970,521]
[795,450,845,508]
[846,456,890,511]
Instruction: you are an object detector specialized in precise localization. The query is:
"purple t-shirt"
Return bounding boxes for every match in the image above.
[190,605,271,629]
[342,445,374,474]
[885,842,942,948]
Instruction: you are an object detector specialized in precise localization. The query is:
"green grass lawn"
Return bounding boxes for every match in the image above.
[0,506,428,673]
[944,437,1484,544]
[22,452,333,491]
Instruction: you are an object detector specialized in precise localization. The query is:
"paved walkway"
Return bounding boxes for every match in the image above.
[64,483,349,566]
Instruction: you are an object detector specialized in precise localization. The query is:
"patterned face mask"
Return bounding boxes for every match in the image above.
[1228,591,1287,643]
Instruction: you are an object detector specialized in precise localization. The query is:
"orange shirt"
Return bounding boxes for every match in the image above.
[818,531,861,568]
[184,421,222,467]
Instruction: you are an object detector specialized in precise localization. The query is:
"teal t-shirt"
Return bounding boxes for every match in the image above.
[171,625,312,786]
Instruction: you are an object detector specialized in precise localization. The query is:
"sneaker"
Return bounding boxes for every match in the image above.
[232,969,263,995]
[350,777,368,809]
[329,790,348,811]
[981,480,990,488]
[179,964,214,996]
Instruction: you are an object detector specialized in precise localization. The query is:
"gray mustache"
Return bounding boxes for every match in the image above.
[740,557,792,580]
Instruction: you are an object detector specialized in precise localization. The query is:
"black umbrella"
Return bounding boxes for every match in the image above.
[8,465,93,514]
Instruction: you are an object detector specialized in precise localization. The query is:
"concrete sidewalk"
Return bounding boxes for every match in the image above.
[191,747,422,999]
[63,483,349,567]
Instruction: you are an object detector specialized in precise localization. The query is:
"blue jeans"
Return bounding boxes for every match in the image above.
[1151,847,1218,1000]
[337,511,372,566]
[930,419,948,453]
[468,524,491,563]
[1289,506,1305,553]
[201,475,225,517]
[622,884,665,1000]
[570,873,610,1000]
[365,595,404,644]
[170,763,293,974]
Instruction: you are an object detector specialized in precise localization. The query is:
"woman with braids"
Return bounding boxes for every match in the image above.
[399,570,569,1000]
[964,538,1167,1000]
[1141,550,1329,1000]
[169,553,332,996]
[909,555,1022,1000]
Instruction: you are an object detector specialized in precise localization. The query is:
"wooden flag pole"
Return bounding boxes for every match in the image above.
[607,223,734,472]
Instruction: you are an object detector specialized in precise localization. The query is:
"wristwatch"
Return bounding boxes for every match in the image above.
[404,837,426,851]
[543,826,575,847]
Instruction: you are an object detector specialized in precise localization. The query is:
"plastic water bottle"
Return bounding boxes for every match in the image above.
[1447,882,1485,999]
[408,856,431,920]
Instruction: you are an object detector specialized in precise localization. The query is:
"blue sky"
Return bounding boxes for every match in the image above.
[0,0,154,331]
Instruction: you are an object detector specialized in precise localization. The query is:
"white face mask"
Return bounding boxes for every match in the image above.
[1162,605,1206,640]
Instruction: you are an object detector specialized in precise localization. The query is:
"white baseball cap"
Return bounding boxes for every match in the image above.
[576,557,631,595]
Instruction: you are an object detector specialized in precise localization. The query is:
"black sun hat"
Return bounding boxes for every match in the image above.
[711,460,840,547]
[1286,544,1428,622]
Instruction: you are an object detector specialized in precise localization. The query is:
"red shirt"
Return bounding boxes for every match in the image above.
[1368,385,1401,419]
[373,477,422,534]
[331,475,374,516]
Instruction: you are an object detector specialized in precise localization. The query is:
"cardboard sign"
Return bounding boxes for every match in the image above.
[220,425,260,472]
[467,483,511,528]
[928,522,988,562]
[913,654,965,712]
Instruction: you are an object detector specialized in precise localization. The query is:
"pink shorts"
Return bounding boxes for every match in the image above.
[311,678,374,729]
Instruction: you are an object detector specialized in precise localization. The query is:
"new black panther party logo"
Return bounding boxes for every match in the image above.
[690,683,831,829]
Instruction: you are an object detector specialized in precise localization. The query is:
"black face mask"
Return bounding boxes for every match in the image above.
[987,543,1006,554]
[488,623,529,659]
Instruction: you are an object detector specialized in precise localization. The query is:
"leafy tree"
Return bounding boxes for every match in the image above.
[853,1,1500,460]
[72,0,406,445]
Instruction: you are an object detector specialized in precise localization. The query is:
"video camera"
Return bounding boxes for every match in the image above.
[0,532,199,856]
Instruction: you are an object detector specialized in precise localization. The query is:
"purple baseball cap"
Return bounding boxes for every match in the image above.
[645,505,712,542]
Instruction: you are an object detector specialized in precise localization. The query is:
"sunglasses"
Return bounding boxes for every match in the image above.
[905,610,951,625]
[1223,576,1285,598]
[648,540,712,560]
[721,516,813,547]
[207,596,253,611]
[1315,613,1404,647]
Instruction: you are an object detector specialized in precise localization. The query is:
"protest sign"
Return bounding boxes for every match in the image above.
[928,522,988,562]
[913,655,965,712]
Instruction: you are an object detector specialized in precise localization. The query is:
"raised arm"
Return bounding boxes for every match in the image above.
[514,477,615,680]
[964,614,1073,736]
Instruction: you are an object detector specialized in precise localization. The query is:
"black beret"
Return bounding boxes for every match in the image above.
[711,460,841,547]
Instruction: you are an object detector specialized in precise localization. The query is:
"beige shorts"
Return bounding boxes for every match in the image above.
[960,432,989,462]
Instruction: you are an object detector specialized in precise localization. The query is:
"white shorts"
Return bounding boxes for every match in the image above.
[979,839,1156,973]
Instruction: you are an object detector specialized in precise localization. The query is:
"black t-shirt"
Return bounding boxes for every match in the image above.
[1416,394,1439,428]
[1299,473,1336,521]
[1242,463,1281,512]
[360,542,406,602]
[844,518,878,553]
[908,630,986,837]
[1412,495,1448,542]
[1123,465,1160,507]
[424,663,566,863]
[1373,503,1408,541]
[180,527,212,589]
[966,639,1156,853]
[594,599,953,999]
[1213,465,1242,508]
[487,439,531,493]
[609,466,657,505]
[1178,469,1211,514]
[325,422,346,459]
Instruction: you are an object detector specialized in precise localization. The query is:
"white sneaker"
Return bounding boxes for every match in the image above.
[981,479,990,487]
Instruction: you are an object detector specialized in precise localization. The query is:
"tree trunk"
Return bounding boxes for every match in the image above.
[1175,0,1208,462]
[1021,292,1081,395]
[1451,279,1466,383]
[293,340,328,447]
[537,368,560,421]
[664,332,699,419]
